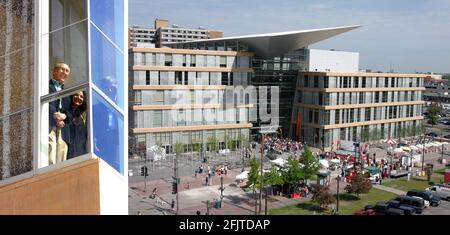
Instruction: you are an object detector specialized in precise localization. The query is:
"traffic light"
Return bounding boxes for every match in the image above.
[141,166,148,176]
[172,182,178,194]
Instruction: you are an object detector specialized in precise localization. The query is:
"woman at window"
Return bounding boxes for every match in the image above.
[63,91,88,159]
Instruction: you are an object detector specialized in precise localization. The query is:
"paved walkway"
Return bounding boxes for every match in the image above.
[373,184,407,195]
[129,165,318,215]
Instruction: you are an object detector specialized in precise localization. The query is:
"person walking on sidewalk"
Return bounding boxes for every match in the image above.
[205,176,209,186]
[171,199,175,212]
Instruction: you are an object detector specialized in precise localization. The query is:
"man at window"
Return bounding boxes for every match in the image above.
[49,62,71,165]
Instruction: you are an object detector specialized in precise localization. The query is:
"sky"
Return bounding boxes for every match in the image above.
[129,0,450,74]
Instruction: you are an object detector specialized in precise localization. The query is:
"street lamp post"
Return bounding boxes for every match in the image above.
[422,134,425,172]
[353,142,360,171]
[264,186,268,215]
[220,175,224,204]
[441,130,444,163]
[144,151,148,192]
[408,150,412,181]
[336,175,341,214]
[242,148,246,172]
[259,133,265,214]
[322,129,325,152]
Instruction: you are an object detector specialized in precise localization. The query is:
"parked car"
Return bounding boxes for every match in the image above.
[426,185,450,201]
[406,189,441,207]
[426,132,438,137]
[372,202,405,215]
[354,208,379,215]
[392,196,426,214]
[386,200,416,215]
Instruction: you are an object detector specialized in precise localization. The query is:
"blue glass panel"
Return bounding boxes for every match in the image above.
[89,0,124,50]
[92,90,124,175]
[90,24,124,109]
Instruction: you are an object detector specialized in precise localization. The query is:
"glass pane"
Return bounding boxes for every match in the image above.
[0,0,34,55]
[92,90,124,175]
[0,109,33,180]
[50,0,87,32]
[45,21,88,96]
[43,89,89,167]
[0,46,34,118]
[89,0,124,50]
[90,24,124,109]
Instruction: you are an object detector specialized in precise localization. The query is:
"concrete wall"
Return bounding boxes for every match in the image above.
[0,159,101,215]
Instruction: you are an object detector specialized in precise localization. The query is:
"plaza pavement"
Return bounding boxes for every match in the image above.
[129,145,449,215]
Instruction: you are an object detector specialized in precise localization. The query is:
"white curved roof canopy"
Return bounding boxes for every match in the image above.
[167,25,361,59]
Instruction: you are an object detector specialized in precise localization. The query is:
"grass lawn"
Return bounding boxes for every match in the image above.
[382,167,449,192]
[337,188,397,215]
[269,188,396,215]
[269,201,328,215]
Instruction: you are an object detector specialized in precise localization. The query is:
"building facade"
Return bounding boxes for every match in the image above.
[165,26,361,142]
[424,79,450,104]
[0,0,128,214]
[128,47,253,156]
[292,72,426,150]
[129,19,223,48]
[128,26,157,46]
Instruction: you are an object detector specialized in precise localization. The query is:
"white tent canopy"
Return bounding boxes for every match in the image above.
[236,171,249,180]
[270,158,288,167]
[319,159,329,168]
[147,145,166,161]
[330,159,340,164]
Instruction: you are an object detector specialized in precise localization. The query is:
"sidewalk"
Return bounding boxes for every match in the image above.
[373,184,406,195]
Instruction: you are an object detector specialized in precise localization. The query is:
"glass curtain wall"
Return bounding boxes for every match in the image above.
[90,0,125,175]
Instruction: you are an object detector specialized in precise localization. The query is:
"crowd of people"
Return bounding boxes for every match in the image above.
[262,136,303,154]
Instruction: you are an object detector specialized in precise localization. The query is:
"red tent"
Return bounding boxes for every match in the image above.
[385,137,397,145]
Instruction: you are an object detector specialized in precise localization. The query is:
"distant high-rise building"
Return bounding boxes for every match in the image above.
[129,19,224,48]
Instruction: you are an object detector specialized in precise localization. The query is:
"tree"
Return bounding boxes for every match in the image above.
[362,127,370,142]
[226,135,236,151]
[193,142,201,153]
[427,105,442,126]
[299,146,319,184]
[207,136,217,152]
[415,124,426,136]
[405,125,413,138]
[247,157,262,211]
[174,142,184,156]
[311,184,336,210]
[264,165,284,195]
[344,173,372,198]
[370,128,380,142]
[282,156,303,194]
